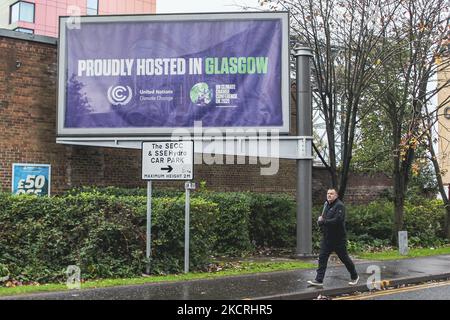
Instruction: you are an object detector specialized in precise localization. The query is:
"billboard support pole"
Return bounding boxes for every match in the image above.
[294,45,313,257]
[184,181,196,273]
[146,180,152,274]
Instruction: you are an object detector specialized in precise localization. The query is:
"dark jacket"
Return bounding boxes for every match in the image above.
[318,199,347,244]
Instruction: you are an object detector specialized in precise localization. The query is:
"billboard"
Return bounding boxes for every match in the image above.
[57,12,290,136]
[12,164,51,196]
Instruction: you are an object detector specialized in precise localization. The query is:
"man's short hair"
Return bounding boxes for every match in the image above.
[327,188,338,195]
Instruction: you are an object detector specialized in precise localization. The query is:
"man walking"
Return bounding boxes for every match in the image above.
[307,188,359,287]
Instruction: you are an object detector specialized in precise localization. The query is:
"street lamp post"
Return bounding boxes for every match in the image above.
[294,44,313,257]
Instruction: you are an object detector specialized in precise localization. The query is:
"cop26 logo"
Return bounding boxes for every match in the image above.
[107,85,133,106]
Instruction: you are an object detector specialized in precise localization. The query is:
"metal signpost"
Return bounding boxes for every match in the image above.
[184,181,196,273]
[142,140,194,273]
[146,180,152,274]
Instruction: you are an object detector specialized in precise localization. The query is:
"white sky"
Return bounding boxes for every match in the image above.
[157,0,262,13]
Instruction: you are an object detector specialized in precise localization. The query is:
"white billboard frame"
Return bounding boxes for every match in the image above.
[57,11,290,137]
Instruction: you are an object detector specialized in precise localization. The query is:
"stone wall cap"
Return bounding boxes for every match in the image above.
[0,28,57,46]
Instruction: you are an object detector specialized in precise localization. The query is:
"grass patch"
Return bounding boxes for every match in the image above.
[0,260,315,297]
[356,245,450,260]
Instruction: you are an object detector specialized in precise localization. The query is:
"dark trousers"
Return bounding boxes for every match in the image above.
[315,239,358,283]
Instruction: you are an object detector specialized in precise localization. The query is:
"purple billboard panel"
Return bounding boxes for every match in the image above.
[58,13,290,136]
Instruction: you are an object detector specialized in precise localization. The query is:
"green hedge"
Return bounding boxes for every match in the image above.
[65,186,183,198]
[0,193,218,282]
[248,193,296,248]
[404,200,447,246]
[1,188,447,284]
[198,192,297,254]
[342,200,447,250]
[198,192,254,256]
[65,188,448,251]
[149,197,217,274]
[66,187,298,251]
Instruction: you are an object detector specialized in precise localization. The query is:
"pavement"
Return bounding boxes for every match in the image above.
[1,254,450,300]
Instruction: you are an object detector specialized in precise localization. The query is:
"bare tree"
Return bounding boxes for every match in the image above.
[370,0,449,240]
[260,0,449,242]
[262,0,402,198]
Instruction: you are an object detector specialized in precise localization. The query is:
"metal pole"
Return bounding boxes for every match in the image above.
[184,183,190,273]
[146,180,152,274]
[294,45,313,256]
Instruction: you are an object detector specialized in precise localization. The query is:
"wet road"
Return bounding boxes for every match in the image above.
[335,280,450,300]
[2,255,450,300]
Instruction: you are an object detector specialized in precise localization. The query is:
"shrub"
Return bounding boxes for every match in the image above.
[149,197,218,274]
[0,192,218,282]
[65,186,182,198]
[345,199,447,251]
[248,193,297,248]
[1,187,448,284]
[404,199,447,247]
[198,192,254,256]
[346,200,394,240]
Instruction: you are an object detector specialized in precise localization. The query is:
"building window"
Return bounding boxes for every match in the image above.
[14,27,34,34]
[9,1,35,24]
[87,0,98,15]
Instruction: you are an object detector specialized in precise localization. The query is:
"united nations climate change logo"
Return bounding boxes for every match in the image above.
[107,85,133,106]
[190,82,213,106]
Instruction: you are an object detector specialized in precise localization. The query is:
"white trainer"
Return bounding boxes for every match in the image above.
[349,276,359,285]
[307,280,324,287]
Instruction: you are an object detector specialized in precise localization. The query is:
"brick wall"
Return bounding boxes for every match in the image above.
[0,32,68,193]
[0,31,392,204]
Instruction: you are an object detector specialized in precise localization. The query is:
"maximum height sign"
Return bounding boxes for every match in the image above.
[142,141,194,180]
[141,140,195,274]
